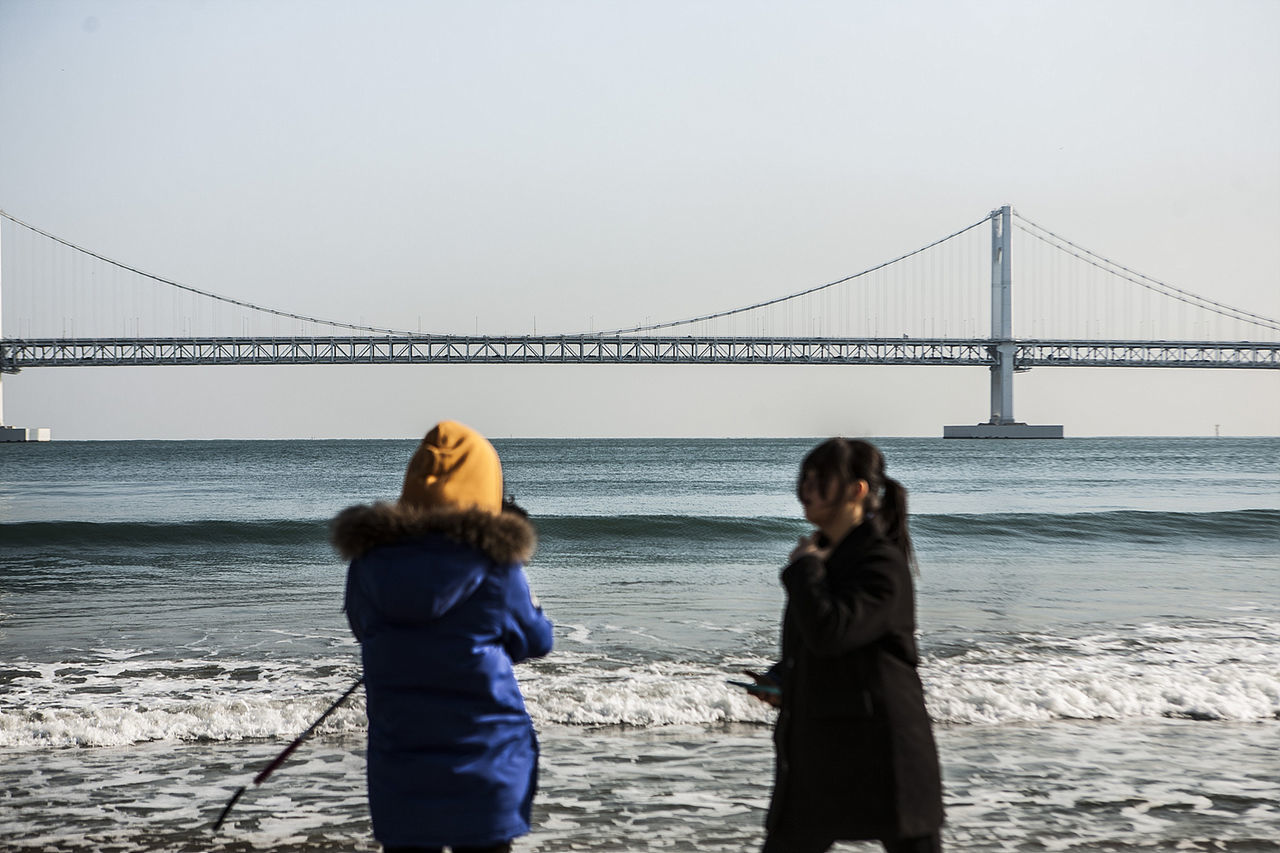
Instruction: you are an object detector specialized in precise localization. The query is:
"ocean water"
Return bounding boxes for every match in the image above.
[1,437,1277,852]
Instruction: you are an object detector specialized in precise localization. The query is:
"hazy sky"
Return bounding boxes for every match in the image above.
[1,0,1277,439]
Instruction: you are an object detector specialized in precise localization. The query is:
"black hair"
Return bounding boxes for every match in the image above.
[796,437,916,570]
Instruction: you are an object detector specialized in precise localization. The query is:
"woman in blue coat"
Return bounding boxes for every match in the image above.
[333,421,554,853]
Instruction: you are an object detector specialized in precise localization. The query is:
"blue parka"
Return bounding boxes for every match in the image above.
[333,502,554,848]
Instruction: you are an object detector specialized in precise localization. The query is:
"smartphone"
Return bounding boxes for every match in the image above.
[726,679,781,696]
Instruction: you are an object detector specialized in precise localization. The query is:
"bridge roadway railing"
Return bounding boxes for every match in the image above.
[1013,340,1280,368]
[2,336,1277,372]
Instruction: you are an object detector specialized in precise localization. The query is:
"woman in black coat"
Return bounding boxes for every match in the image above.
[748,438,944,853]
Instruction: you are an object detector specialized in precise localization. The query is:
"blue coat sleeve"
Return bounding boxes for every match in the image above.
[344,562,367,642]
[502,565,554,663]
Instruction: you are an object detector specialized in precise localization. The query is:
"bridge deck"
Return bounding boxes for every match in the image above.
[3,336,1277,372]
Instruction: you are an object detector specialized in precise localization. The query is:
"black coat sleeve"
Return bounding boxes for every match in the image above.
[780,547,902,657]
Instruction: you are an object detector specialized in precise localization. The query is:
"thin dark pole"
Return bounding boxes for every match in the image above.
[212,677,364,833]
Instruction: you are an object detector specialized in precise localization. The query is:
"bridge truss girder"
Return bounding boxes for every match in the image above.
[2,336,1277,372]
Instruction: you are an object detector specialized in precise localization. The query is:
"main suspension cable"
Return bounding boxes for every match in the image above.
[1012,211,1280,333]
[592,215,991,336]
[0,210,416,337]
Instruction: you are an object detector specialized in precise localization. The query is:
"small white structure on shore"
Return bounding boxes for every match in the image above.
[0,426,52,442]
[0,374,50,441]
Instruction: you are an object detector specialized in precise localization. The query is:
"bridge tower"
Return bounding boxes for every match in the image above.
[0,220,52,441]
[944,205,1063,438]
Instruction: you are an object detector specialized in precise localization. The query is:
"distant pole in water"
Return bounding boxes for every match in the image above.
[211,678,364,833]
[1215,424,1221,437]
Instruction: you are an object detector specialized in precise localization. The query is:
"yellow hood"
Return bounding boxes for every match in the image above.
[399,420,503,514]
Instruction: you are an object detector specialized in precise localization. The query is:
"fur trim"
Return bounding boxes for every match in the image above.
[331,502,537,565]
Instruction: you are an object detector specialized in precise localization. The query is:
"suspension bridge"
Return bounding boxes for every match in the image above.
[1,205,1276,440]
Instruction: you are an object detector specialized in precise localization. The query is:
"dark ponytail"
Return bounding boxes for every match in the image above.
[797,438,917,572]
[878,475,915,572]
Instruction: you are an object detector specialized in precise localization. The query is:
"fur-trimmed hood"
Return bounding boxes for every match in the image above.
[331,502,537,565]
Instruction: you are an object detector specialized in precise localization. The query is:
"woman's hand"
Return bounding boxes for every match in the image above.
[742,670,782,708]
[789,532,830,564]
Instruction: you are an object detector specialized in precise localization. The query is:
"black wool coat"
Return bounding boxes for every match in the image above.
[766,521,944,843]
